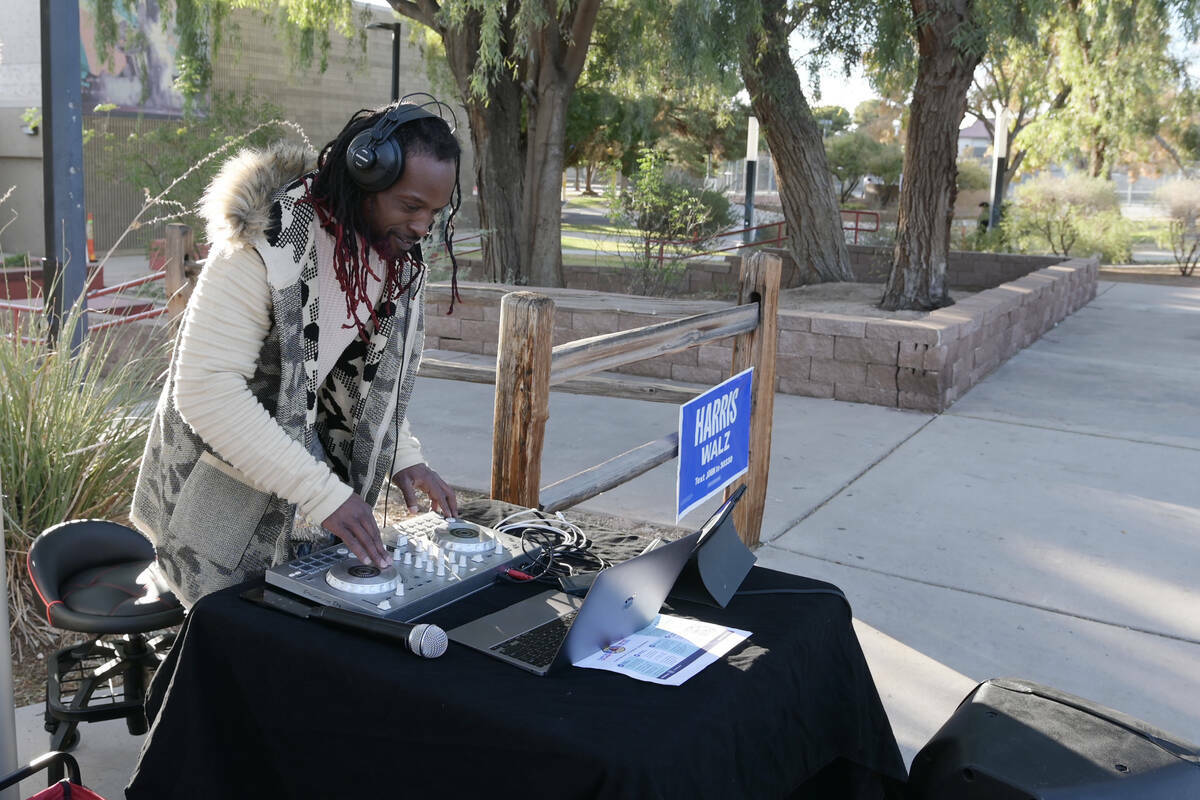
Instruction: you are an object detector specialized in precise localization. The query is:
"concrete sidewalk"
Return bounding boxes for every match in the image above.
[15,280,1199,798]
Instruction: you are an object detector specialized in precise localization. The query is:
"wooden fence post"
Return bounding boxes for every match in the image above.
[491,291,555,507]
[164,223,194,328]
[727,251,782,547]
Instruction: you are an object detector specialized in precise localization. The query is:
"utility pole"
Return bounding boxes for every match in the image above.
[40,0,89,349]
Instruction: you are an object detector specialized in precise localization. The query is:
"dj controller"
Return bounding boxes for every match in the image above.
[265,512,538,622]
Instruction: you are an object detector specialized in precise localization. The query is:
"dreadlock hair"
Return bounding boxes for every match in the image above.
[305,105,464,337]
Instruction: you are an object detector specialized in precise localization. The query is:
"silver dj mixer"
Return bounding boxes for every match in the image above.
[264,513,538,622]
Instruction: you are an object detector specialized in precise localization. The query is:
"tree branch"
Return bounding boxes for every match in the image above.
[390,0,436,28]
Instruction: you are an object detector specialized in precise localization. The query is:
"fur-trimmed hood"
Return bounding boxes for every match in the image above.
[198,142,317,254]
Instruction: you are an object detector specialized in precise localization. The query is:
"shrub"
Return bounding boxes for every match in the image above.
[1002,174,1131,263]
[957,159,991,192]
[607,151,732,296]
[1,300,165,654]
[1155,179,1200,276]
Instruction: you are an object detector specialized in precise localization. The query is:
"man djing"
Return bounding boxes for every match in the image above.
[132,100,463,606]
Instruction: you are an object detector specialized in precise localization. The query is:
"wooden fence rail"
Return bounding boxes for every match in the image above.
[493,252,782,546]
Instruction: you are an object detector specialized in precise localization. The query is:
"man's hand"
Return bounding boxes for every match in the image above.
[321,494,389,568]
[392,463,459,518]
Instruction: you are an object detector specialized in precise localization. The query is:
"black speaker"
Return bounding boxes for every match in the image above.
[345,103,438,192]
[908,678,1200,799]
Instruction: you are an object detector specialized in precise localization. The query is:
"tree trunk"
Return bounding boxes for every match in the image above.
[880,0,981,311]
[739,0,854,283]
[465,86,528,284]
[521,0,600,287]
[393,0,599,289]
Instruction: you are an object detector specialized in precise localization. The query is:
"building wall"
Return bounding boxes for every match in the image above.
[0,3,474,259]
[0,2,45,258]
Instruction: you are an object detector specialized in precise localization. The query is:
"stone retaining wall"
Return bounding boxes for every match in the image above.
[459,247,1065,297]
[426,256,1099,412]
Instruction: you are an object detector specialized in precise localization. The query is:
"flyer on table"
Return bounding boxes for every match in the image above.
[676,367,753,521]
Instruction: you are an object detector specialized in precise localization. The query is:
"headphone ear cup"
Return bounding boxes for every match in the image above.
[346,131,404,193]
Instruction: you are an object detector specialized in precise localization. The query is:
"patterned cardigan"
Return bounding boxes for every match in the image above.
[131,144,426,606]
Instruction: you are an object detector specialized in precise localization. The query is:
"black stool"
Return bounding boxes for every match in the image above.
[27,519,184,753]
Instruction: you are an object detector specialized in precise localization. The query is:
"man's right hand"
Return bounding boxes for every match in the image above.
[321,494,389,568]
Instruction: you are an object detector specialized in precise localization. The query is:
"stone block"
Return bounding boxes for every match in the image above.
[866,363,898,390]
[426,315,461,339]
[460,319,499,344]
[778,377,834,398]
[811,358,866,386]
[481,339,498,356]
[664,347,698,367]
[811,314,867,337]
[671,363,725,385]
[482,304,502,321]
[898,341,927,368]
[618,359,673,379]
[834,336,899,365]
[424,336,441,350]
[697,344,734,370]
[897,367,940,395]
[440,338,483,355]
[778,313,812,332]
[899,390,941,412]
[775,354,812,381]
[922,343,953,371]
[835,383,898,407]
[451,302,485,321]
[570,312,617,337]
[778,331,835,358]
[864,319,944,345]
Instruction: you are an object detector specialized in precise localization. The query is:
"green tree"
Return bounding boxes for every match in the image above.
[813,105,852,137]
[825,131,881,202]
[969,2,1194,186]
[87,90,288,234]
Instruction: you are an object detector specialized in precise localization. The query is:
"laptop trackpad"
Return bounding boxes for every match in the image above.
[449,590,583,649]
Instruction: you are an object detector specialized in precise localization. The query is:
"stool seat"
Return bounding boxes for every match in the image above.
[26,519,184,760]
[28,520,183,634]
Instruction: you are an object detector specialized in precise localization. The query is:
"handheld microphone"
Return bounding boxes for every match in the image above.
[310,605,449,658]
[249,587,449,658]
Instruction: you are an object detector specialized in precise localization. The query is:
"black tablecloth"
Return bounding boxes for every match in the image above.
[127,507,906,799]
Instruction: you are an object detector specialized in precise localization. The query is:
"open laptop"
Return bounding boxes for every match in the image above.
[447,486,745,676]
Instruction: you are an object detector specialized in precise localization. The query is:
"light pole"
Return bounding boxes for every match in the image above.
[743,116,759,244]
[989,101,1011,231]
[367,21,403,103]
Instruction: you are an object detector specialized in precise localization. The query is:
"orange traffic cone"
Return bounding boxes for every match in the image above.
[86,212,96,263]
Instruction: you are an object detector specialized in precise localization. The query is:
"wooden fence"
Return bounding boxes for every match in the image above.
[488,252,781,546]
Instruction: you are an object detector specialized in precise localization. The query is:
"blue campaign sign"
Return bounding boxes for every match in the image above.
[676,367,753,521]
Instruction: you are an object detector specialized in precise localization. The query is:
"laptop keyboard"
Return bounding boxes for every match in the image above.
[491,610,580,668]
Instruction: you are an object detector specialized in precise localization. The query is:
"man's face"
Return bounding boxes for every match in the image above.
[362,152,457,260]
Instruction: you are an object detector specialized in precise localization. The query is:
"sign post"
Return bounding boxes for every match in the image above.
[676,368,754,521]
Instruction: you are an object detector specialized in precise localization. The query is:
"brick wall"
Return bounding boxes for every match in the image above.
[425,257,1099,412]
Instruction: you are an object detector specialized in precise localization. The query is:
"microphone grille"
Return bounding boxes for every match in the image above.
[413,623,449,658]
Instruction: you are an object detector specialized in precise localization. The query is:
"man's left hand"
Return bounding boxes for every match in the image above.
[392,463,459,518]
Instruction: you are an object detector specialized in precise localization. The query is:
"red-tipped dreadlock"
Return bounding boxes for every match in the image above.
[301,178,423,342]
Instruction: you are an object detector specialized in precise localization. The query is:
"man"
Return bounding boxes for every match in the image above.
[133,102,462,606]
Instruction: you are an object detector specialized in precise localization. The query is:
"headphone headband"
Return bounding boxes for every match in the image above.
[345,102,441,192]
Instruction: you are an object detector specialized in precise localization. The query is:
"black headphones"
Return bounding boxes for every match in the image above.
[344,103,439,193]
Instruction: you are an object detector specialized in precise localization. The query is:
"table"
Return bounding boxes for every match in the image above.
[127,507,906,799]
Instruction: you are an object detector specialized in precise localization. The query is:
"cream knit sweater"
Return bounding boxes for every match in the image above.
[173,247,424,527]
